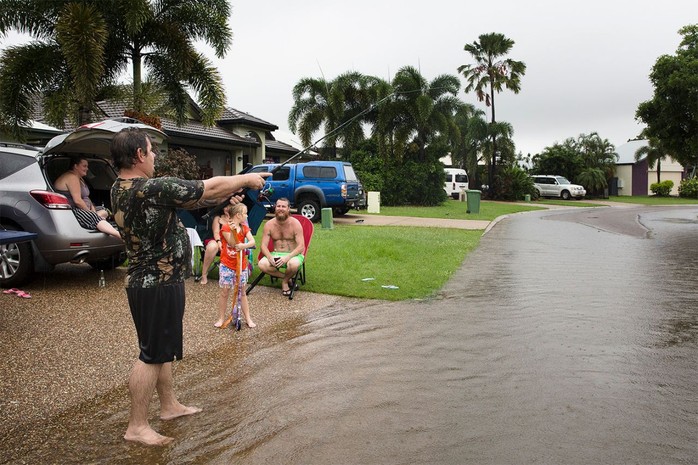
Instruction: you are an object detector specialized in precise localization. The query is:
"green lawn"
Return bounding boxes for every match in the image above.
[603,195,698,205]
[366,199,545,221]
[534,199,602,208]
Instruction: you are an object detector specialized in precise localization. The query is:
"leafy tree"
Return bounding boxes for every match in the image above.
[458,32,526,196]
[532,132,617,196]
[0,0,231,137]
[636,24,698,174]
[579,135,616,197]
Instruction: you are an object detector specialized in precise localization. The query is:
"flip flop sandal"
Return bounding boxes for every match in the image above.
[2,288,20,295]
[16,290,31,299]
[281,288,292,296]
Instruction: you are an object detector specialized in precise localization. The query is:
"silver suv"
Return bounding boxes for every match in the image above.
[532,175,586,200]
[0,119,166,287]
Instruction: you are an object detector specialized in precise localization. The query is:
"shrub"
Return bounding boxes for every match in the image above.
[650,180,674,196]
[381,160,447,206]
[678,177,698,198]
[495,165,536,201]
[155,147,200,180]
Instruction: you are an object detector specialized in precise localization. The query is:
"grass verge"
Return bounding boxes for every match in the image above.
[602,195,698,205]
[246,224,482,301]
[365,199,545,221]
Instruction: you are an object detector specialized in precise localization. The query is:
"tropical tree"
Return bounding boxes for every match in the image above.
[450,102,488,188]
[382,66,461,162]
[458,32,526,196]
[636,24,698,174]
[531,141,583,181]
[288,71,376,158]
[634,135,672,183]
[0,1,109,136]
[0,0,231,137]
[532,132,617,196]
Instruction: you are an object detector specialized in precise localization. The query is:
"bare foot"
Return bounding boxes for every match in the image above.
[161,405,202,421]
[199,277,207,285]
[124,426,174,446]
[246,320,256,328]
[214,320,224,328]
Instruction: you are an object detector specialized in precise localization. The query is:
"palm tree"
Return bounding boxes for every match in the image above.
[0,0,231,136]
[384,66,461,162]
[0,1,109,135]
[451,103,488,188]
[288,71,375,158]
[458,32,526,196]
[634,136,671,183]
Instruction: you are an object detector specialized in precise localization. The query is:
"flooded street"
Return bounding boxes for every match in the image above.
[3,206,697,464]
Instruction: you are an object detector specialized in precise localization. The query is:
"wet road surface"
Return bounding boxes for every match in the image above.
[2,205,696,464]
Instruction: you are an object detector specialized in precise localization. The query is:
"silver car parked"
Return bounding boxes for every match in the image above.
[532,175,586,200]
[0,118,166,287]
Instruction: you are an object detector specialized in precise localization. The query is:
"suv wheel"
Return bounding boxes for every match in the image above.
[0,225,34,288]
[298,198,321,222]
[561,190,571,200]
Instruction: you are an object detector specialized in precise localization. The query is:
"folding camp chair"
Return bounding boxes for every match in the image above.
[246,214,313,300]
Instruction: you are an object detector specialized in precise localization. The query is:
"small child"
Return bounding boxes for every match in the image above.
[214,203,256,329]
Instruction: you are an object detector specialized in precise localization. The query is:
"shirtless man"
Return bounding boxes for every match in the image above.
[258,198,305,296]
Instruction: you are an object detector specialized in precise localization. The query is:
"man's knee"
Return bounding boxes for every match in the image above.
[258,257,273,272]
[286,257,301,273]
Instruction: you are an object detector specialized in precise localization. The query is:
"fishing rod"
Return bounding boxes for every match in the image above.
[203,90,400,220]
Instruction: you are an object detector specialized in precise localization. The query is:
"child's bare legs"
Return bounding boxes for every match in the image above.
[200,241,219,285]
[214,286,230,328]
[240,293,255,328]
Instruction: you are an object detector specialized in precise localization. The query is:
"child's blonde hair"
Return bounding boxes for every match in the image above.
[224,203,247,218]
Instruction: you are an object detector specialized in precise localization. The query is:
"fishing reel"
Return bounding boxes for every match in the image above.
[258,183,274,201]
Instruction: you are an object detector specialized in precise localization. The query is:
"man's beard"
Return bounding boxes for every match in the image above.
[275,210,289,221]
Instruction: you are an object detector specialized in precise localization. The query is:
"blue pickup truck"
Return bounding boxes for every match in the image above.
[247,161,365,222]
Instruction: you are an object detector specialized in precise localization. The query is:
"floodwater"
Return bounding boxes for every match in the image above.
[3,206,697,464]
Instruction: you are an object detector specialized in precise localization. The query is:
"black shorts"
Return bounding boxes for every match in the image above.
[126,282,185,364]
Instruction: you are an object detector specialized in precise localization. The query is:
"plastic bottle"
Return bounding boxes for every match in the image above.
[99,270,106,288]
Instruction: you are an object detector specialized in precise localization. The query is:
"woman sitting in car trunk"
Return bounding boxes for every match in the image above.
[54,157,122,239]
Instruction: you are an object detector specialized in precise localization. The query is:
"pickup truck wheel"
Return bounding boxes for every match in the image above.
[0,225,34,288]
[298,199,321,222]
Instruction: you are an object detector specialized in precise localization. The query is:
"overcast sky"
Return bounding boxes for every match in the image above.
[2,0,697,156]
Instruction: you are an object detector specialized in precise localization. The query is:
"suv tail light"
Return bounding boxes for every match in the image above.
[30,190,72,209]
[341,183,347,198]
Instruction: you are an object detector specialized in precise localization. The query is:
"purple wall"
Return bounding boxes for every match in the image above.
[632,159,648,195]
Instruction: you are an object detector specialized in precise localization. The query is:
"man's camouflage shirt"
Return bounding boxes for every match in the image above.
[111,176,205,288]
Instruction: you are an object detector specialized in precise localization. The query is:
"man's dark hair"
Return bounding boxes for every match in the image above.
[110,127,152,171]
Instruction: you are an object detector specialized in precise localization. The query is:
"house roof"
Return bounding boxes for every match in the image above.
[219,107,278,131]
[95,100,257,145]
[616,139,648,164]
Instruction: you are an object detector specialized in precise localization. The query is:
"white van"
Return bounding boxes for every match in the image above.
[444,168,469,199]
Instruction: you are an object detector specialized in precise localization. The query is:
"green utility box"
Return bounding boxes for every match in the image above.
[321,207,334,229]
[466,190,481,214]
[524,194,531,202]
